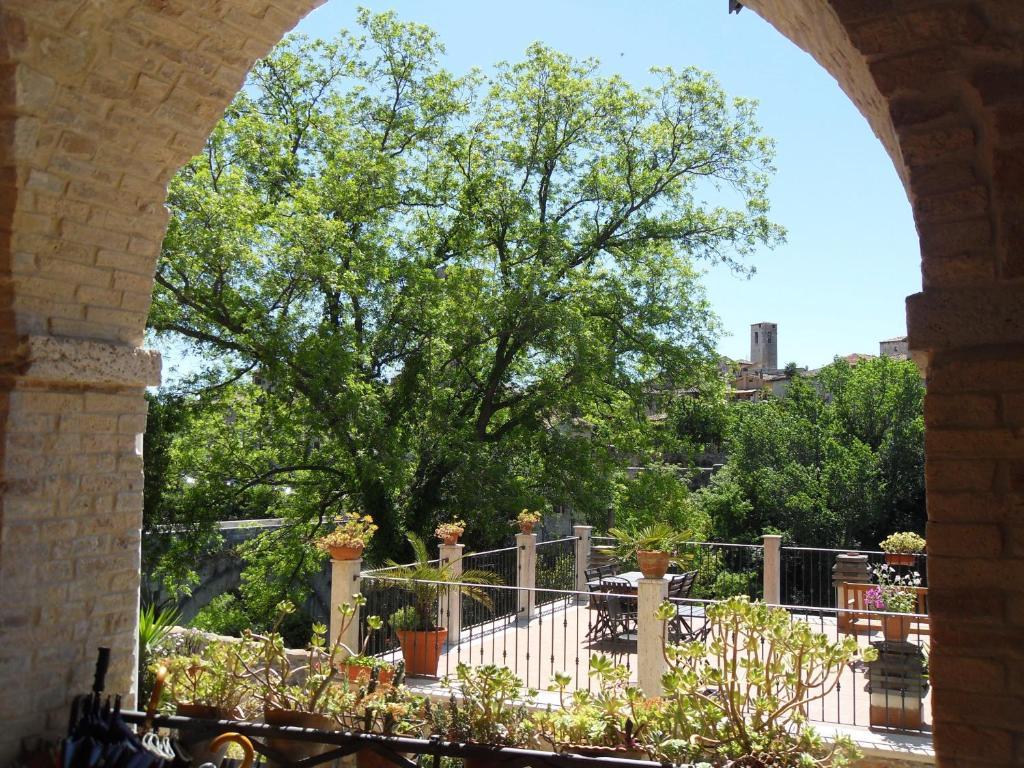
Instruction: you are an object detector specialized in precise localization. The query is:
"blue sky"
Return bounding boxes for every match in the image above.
[290,0,921,369]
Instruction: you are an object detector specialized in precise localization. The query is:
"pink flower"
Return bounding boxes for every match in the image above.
[863,586,886,611]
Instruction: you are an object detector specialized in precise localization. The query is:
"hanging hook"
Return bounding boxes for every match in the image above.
[209,733,255,768]
[144,665,167,732]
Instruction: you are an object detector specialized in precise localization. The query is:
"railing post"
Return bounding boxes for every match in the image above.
[516,532,537,620]
[573,525,592,596]
[439,542,464,645]
[762,534,781,604]
[637,577,668,696]
[330,555,362,658]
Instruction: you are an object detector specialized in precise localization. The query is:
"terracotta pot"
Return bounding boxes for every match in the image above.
[395,627,448,676]
[882,614,911,642]
[637,550,670,579]
[884,552,917,567]
[518,523,535,535]
[175,703,232,765]
[440,534,461,546]
[263,707,337,765]
[340,661,395,687]
[328,543,364,560]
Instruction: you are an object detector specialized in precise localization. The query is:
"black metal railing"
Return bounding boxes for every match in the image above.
[536,536,577,608]
[119,710,658,768]
[781,547,928,608]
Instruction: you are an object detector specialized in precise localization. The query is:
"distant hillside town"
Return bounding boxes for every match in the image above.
[723,322,910,400]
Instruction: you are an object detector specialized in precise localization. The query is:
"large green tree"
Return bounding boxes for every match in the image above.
[149,12,782,565]
[704,356,925,547]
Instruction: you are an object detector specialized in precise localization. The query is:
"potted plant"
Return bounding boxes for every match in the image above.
[339,666,426,768]
[431,663,536,768]
[879,532,925,567]
[159,640,251,764]
[435,520,466,546]
[382,533,502,676]
[515,509,542,535]
[338,613,397,686]
[241,601,362,762]
[647,595,872,767]
[530,657,653,758]
[864,564,921,642]
[609,522,693,579]
[316,514,378,560]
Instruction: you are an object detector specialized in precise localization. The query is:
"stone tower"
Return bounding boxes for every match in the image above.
[750,322,778,371]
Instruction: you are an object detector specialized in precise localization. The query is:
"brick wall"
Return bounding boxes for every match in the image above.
[0,1,1022,765]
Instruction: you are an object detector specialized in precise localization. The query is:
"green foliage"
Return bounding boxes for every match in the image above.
[533,656,658,751]
[613,463,709,537]
[190,594,251,637]
[147,11,781,582]
[160,639,251,716]
[138,602,182,702]
[651,596,873,767]
[387,606,420,632]
[434,664,535,746]
[705,357,925,547]
[609,522,694,568]
[382,533,502,630]
[879,531,925,553]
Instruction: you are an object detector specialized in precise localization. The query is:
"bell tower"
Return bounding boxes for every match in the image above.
[750,322,778,371]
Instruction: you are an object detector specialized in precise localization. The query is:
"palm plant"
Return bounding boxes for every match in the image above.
[383,533,502,630]
[609,523,692,557]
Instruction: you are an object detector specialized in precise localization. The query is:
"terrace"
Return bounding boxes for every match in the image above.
[337,530,932,755]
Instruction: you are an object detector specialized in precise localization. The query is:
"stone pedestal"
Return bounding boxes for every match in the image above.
[516,532,537,620]
[573,525,592,596]
[866,640,928,731]
[833,552,871,630]
[762,534,781,604]
[439,542,464,644]
[637,577,669,696]
[329,556,362,658]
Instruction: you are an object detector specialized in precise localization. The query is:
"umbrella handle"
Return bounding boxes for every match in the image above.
[144,665,167,731]
[209,733,255,768]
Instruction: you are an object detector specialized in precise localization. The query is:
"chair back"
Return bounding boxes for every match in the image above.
[669,570,697,599]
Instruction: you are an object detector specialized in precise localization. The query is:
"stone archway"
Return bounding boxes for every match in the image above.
[1,2,1022,765]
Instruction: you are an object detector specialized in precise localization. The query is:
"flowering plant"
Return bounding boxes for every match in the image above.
[879,532,925,554]
[434,520,466,542]
[315,515,377,553]
[516,509,542,527]
[864,564,920,614]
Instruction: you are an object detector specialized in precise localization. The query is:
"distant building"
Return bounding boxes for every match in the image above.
[723,325,910,401]
[879,335,909,359]
[750,322,778,372]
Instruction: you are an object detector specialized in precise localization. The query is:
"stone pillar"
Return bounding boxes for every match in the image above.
[0,338,160,758]
[762,534,782,605]
[439,542,463,644]
[637,577,668,696]
[516,532,537,620]
[330,556,361,658]
[573,524,592,595]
